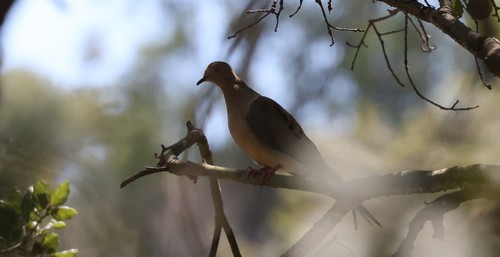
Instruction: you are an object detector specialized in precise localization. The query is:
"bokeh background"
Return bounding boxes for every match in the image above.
[1,0,499,256]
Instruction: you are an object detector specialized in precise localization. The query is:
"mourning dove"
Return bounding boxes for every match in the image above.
[197,61,381,227]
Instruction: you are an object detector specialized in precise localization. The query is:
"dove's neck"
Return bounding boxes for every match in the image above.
[219,79,259,117]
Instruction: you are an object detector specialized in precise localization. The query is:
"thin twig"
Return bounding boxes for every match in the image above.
[407,17,436,52]
[373,24,406,87]
[346,9,400,71]
[289,0,304,17]
[474,56,492,89]
[403,14,479,111]
[315,0,364,46]
[228,0,284,39]
[470,20,493,89]
[315,0,335,46]
[228,12,272,39]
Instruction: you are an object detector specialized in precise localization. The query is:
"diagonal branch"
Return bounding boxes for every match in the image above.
[185,122,241,257]
[402,14,479,111]
[392,186,500,257]
[380,0,500,77]
[228,0,284,39]
[280,201,353,257]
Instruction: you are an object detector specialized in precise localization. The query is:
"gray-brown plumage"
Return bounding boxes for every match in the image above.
[197,61,380,227]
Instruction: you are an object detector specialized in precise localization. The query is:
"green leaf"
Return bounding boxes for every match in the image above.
[451,0,464,18]
[34,180,51,211]
[52,220,67,229]
[29,210,42,222]
[8,189,22,214]
[51,206,77,221]
[53,249,78,257]
[0,201,22,240]
[42,232,59,253]
[21,187,35,221]
[50,180,70,207]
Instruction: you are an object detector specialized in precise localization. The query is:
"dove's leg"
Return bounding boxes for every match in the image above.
[246,164,282,184]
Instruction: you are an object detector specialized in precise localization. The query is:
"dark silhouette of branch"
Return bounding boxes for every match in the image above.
[347,9,405,87]
[380,0,500,77]
[314,0,364,46]
[347,9,479,111]
[289,0,304,17]
[121,121,241,257]
[229,0,363,44]
[403,14,479,111]
[185,121,241,257]
[229,0,498,111]
[228,0,284,39]
[0,0,15,27]
[392,186,500,257]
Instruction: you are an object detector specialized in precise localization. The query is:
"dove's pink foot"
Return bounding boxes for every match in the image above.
[246,164,282,186]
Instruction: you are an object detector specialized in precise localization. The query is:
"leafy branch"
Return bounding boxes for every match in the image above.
[0,180,78,257]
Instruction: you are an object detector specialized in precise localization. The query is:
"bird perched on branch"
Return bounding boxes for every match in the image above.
[197,61,381,228]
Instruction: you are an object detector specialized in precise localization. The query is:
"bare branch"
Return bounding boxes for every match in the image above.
[347,9,400,72]
[228,11,272,39]
[407,17,436,52]
[228,0,284,39]
[380,0,500,77]
[230,0,362,45]
[121,121,500,257]
[289,0,304,17]
[281,202,352,257]
[315,0,364,46]
[392,187,500,257]
[403,14,479,111]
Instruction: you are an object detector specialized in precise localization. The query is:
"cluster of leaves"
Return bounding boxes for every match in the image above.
[0,180,78,257]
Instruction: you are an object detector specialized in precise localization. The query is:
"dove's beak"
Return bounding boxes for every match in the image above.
[196,76,207,86]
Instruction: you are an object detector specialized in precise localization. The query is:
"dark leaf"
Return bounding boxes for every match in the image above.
[34,181,50,211]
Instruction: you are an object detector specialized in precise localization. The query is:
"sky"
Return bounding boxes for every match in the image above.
[2,0,167,86]
[1,0,473,150]
[1,0,245,147]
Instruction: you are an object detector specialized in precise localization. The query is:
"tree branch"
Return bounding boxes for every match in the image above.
[122,154,500,203]
[121,122,500,257]
[121,121,241,257]
[380,0,500,77]
[280,201,353,257]
[392,186,500,257]
[185,121,241,257]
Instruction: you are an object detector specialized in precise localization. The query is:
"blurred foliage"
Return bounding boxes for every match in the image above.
[0,180,77,257]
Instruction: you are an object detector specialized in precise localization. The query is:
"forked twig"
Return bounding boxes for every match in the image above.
[228,0,284,39]
[403,14,479,111]
[230,0,363,45]
[347,9,479,111]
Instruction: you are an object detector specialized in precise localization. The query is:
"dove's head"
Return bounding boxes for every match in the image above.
[197,61,238,87]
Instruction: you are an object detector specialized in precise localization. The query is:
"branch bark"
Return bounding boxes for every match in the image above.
[122,162,500,201]
[120,122,500,257]
[380,0,500,77]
